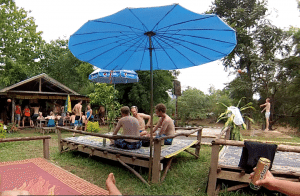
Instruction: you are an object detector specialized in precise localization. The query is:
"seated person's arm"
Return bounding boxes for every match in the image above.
[113,121,122,136]
[141,113,151,128]
[159,120,169,135]
[153,118,162,133]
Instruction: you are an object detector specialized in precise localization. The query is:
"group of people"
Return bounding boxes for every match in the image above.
[14,104,40,127]
[14,99,94,129]
[110,103,175,150]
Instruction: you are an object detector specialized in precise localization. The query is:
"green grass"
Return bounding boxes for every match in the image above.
[1,127,298,195]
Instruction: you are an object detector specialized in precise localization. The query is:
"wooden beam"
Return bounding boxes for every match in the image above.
[207,143,220,196]
[0,136,51,142]
[117,158,150,186]
[152,139,162,183]
[43,138,50,160]
[11,98,15,124]
[161,157,173,182]
[195,128,202,156]
[217,170,250,183]
[184,149,199,158]
[219,184,249,193]
[39,78,42,92]
[213,139,300,153]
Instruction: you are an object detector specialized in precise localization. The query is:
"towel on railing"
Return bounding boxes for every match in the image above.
[238,141,277,172]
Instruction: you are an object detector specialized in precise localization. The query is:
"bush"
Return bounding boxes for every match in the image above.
[0,123,7,138]
[86,121,100,133]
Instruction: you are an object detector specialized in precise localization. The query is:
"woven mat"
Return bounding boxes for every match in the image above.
[219,145,300,173]
[64,136,197,158]
[0,158,108,195]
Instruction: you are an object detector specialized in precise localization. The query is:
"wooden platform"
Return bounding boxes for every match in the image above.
[207,139,300,196]
[57,126,203,184]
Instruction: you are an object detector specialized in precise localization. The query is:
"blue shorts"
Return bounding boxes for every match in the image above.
[156,134,173,145]
[15,114,21,121]
[114,139,142,150]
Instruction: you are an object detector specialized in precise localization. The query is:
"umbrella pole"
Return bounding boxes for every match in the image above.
[146,32,155,182]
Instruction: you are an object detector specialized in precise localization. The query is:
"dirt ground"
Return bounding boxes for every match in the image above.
[187,119,299,139]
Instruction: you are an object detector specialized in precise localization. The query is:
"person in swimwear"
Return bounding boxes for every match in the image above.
[260,98,271,131]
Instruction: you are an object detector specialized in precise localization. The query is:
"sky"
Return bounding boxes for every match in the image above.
[14,0,300,94]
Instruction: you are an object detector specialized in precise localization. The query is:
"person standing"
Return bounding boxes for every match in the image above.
[153,103,175,145]
[22,105,33,127]
[14,103,21,127]
[31,104,40,127]
[260,98,271,131]
[72,99,82,122]
[86,105,94,122]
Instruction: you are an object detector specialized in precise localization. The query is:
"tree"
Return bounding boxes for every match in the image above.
[0,0,44,87]
[116,70,174,113]
[177,88,209,122]
[210,0,287,103]
[89,83,121,130]
[40,39,94,94]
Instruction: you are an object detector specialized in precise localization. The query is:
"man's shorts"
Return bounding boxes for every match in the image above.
[265,112,270,118]
[32,114,39,121]
[15,114,21,121]
[156,134,173,145]
[23,116,31,121]
[114,139,142,150]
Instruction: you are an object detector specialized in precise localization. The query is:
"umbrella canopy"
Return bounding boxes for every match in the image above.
[89,69,139,84]
[69,4,236,70]
[69,4,236,183]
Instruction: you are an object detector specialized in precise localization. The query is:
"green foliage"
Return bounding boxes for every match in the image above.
[0,123,7,139]
[89,83,122,131]
[86,121,100,133]
[207,87,233,119]
[116,70,174,113]
[177,88,209,121]
[40,39,93,94]
[210,0,288,103]
[217,98,255,141]
[0,0,44,87]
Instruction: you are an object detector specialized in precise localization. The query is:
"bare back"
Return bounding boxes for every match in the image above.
[32,107,40,114]
[157,114,175,136]
[73,103,82,116]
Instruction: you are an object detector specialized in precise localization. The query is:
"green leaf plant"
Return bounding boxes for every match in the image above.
[217,97,255,141]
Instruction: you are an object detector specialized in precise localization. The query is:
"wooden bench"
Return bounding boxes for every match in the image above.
[41,127,57,135]
[0,136,51,159]
[207,139,300,196]
[56,126,203,185]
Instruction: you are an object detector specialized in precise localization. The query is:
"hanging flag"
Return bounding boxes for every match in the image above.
[65,95,72,113]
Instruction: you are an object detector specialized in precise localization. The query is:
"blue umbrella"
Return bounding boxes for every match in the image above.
[69,4,236,182]
[89,69,139,84]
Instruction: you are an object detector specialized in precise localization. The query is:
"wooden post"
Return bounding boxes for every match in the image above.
[207,142,220,196]
[225,127,231,140]
[11,98,15,124]
[195,127,202,156]
[57,129,63,153]
[43,138,50,160]
[152,139,162,183]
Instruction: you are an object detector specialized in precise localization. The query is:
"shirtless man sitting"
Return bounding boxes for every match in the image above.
[111,106,141,150]
[260,98,271,131]
[130,106,151,134]
[152,103,175,145]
